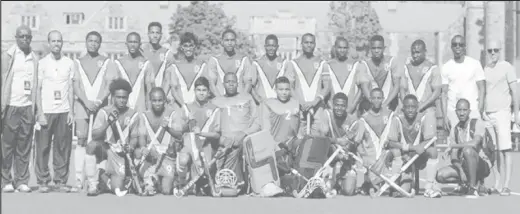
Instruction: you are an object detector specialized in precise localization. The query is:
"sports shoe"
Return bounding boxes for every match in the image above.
[16,184,31,193]
[39,185,50,193]
[500,188,511,196]
[86,185,100,197]
[55,184,71,193]
[465,186,481,199]
[2,184,15,193]
[70,184,83,193]
[425,189,442,198]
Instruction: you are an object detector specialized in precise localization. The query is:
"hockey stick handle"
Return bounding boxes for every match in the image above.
[115,122,143,195]
[87,114,94,142]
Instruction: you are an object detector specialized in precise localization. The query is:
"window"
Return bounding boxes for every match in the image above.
[264,20,272,24]
[21,15,39,30]
[107,16,126,31]
[65,13,85,25]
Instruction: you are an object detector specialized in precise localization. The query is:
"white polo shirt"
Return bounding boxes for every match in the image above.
[38,54,75,114]
[7,45,35,107]
[441,56,485,111]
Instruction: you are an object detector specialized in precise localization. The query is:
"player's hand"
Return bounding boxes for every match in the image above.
[481,111,491,121]
[443,118,451,132]
[193,126,201,135]
[233,131,247,146]
[67,112,74,126]
[160,116,170,128]
[412,145,425,155]
[84,100,97,113]
[140,147,150,159]
[123,144,134,154]
[37,114,48,127]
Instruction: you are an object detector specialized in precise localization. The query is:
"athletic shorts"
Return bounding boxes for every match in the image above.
[105,149,126,177]
[487,110,512,151]
[156,155,176,178]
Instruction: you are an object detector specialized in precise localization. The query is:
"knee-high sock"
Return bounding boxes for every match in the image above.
[391,156,403,176]
[85,155,98,187]
[74,146,86,185]
[426,159,439,189]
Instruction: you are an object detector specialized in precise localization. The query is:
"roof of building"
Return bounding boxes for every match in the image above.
[371,2,465,33]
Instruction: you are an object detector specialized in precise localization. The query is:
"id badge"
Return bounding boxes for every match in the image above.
[24,80,31,95]
[54,90,62,104]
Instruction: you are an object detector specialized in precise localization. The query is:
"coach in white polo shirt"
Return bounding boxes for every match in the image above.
[441,35,486,129]
[35,30,75,193]
[1,26,39,193]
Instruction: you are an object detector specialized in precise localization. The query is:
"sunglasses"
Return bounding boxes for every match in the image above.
[16,35,32,40]
[487,48,500,54]
[451,43,465,48]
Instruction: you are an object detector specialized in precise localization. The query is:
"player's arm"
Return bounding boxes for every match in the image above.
[352,63,370,114]
[144,63,155,110]
[359,61,372,102]
[91,110,109,140]
[198,109,221,140]
[383,58,401,108]
[451,120,486,149]
[474,64,486,115]
[249,61,262,105]
[310,108,328,138]
[129,116,142,150]
[36,59,46,124]
[166,64,185,108]
[283,61,300,100]
[317,62,331,104]
[72,61,90,108]
[440,65,449,128]
[68,61,75,118]
[418,66,442,112]
[166,110,187,139]
[337,120,360,151]
[242,57,256,94]
[410,113,438,153]
[206,57,222,97]
[385,117,404,150]
[243,97,261,135]
[99,60,118,103]
[506,64,519,122]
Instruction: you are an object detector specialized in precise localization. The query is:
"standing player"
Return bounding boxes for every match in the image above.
[325,37,371,115]
[142,22,177,105]
[401,40,442,116]
[353,88,395,194]
[1,26,39,193]
[168,32,209,108]
[212,73,260,196]
[250,34,288,105]
[360,35,402,112]
[114,32,154,113]
[310,92,359,196]
[83,79,142,196]
[386,94,441,198]
[71,31,119,192]
[206,29,255,96]
[138,87,184,196]
[436,99,494,197]
[35,30,75,193]
[483,40,519,196]
[285,33,330,113]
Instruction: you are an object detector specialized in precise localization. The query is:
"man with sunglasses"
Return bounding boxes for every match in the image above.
[441,35,486,130]
[483,40,519,196]
[1,26,39,193]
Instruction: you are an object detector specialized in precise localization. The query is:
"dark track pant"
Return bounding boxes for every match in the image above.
[34,112,72,185]
[1,105,34,188]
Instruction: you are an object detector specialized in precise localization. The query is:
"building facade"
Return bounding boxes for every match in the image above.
[1,1,173,60]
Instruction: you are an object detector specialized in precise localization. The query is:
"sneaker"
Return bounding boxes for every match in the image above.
[452,184,469,195]
[70,184,83,193]
[39,185,50,193]
[425,188,442,198]
[56,184,71,193]
[87,185,100,197]
[16,184,32,193]
[2,184,15,193]
[500,188,511,196]
[465,186,481,199]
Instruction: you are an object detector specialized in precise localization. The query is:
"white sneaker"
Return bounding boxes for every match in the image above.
[16,184,31,193]
[2,184,15,193]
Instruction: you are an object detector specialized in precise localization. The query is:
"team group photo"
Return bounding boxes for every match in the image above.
[1,1,520,214]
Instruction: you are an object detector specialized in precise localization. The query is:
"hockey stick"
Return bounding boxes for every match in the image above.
[277,142,308,182]
[376,136,437,197]
[347,151,415,198]
[174,146,231,198]
[114,121,143,197]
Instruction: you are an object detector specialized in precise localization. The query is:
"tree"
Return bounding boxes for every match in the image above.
[328,1,383,58]
[168,1,255,58]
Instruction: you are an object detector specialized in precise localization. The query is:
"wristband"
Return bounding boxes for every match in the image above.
[317,95,324,101]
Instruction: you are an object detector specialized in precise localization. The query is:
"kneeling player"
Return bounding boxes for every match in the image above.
[84,79,142,196]
[138,87,184,196]
[258,76,301,196]
[311,92,359,196]
[436,99,494,197]
[386,94,441,198]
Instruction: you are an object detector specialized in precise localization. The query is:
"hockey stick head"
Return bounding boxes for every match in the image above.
[173,188,184,198]
[114,188,128,197]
